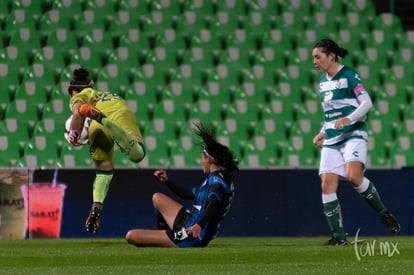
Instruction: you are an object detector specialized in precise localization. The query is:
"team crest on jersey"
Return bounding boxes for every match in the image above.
[323,91,333,102]
[355,73,361,81]
[335,80,341,89]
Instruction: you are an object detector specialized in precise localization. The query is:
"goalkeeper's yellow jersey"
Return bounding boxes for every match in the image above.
[69,88,127,115]
[69,88,143,162]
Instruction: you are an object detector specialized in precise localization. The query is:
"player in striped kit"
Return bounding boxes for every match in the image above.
[125,122,238,247]
[312,39,400,245]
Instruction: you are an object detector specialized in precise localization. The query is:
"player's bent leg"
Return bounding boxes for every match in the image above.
[128,139,146,163]
[125,229,177,247]
[152,193,183,228]
[100,118,145,163]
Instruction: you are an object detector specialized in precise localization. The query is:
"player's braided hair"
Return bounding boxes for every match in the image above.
[68,68,95,96]
[193,121,239,174]
[314,39,348,62]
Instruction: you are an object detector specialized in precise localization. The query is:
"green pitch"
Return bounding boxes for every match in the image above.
[0,237,413,274]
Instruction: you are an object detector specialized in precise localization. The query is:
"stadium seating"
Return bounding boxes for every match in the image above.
[1,0,412,169]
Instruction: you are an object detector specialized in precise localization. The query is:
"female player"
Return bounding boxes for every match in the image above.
[125,122,238,247]
[66,68,145,234]
[312,39,400,245]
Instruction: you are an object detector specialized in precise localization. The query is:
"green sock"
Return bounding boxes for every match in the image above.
[323,200,346,240]
[357,180,388,216]
[101,118,145,163]
[92,171,113,203]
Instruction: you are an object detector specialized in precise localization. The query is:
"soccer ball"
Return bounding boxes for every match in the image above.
[64,115,91,145]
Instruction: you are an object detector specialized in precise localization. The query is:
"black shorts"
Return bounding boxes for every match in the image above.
[166,207,198,247]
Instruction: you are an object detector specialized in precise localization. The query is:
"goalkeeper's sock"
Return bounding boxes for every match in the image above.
[92,170,113,204]
[355,177,388,216]
[101,117,145,163]
[322,193,346,240]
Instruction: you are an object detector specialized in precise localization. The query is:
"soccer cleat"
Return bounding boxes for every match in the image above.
[79,104,105,123]
[381,212,401,233]
[324,237,348,246]
[85,202,103,234]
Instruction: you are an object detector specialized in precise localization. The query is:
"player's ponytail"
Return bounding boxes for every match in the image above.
[193,121,239,174]
[314,39,348,61]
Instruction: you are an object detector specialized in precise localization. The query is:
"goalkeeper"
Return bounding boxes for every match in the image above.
[66,67,145,234]
[125,122,238,247]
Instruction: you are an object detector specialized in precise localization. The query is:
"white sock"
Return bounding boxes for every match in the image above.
[354,177,370,193]
[322,193,338,204]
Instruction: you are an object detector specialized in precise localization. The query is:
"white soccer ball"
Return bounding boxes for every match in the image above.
[64,115,91,145]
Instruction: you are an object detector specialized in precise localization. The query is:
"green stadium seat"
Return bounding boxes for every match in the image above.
[41,27,79,61]
[141,125,172,167]
[274,11,306,35]
[355,60,382,87]
[293,104,322,136]
[42,99,68,136]
[239,138,278,168]
[275,0,311,15]
[169,128,200,168]
[6,99,43,128]
[335,29,362,56]
[367,133,391,167]
[73,7,114,35]
[391,46,413,71]
[372,13,404,34]
[304,12,340,36]
[264,87,294,121]
[346,0,377,25]
[51,0,84,12]
[380,73,409,106]
[38,9,77,34]
[0,121,22,167]
[108,8,140,36]
[215,0,247,14]
[301,85,320,114]
[174,10,209,38]
[20,125,60,169]
[367,107,398,143]
[122,87,154,124]
[59,143,93,168]
[224,107,256,144]
[17,68,56,103]
[244,10,276,36]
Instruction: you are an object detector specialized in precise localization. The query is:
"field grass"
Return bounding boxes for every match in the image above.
[0,236,413,274]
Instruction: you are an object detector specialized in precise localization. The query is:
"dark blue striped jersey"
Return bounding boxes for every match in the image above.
[186,168,235,245]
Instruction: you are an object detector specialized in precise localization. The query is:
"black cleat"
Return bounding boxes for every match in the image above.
[381,212,401,233]
[85,202,103,234]
[324,237,348,246]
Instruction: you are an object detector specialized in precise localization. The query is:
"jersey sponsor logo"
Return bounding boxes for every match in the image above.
[325,111,343,119]
[320,78,349,92]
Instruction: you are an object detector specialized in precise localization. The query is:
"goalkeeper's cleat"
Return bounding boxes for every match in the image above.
[324,236,348,246]
[85,202,103,234]
[381,212,401,233]
[79,104,105,123]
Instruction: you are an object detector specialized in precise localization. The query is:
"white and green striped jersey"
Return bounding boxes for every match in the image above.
[319,65,369,147]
